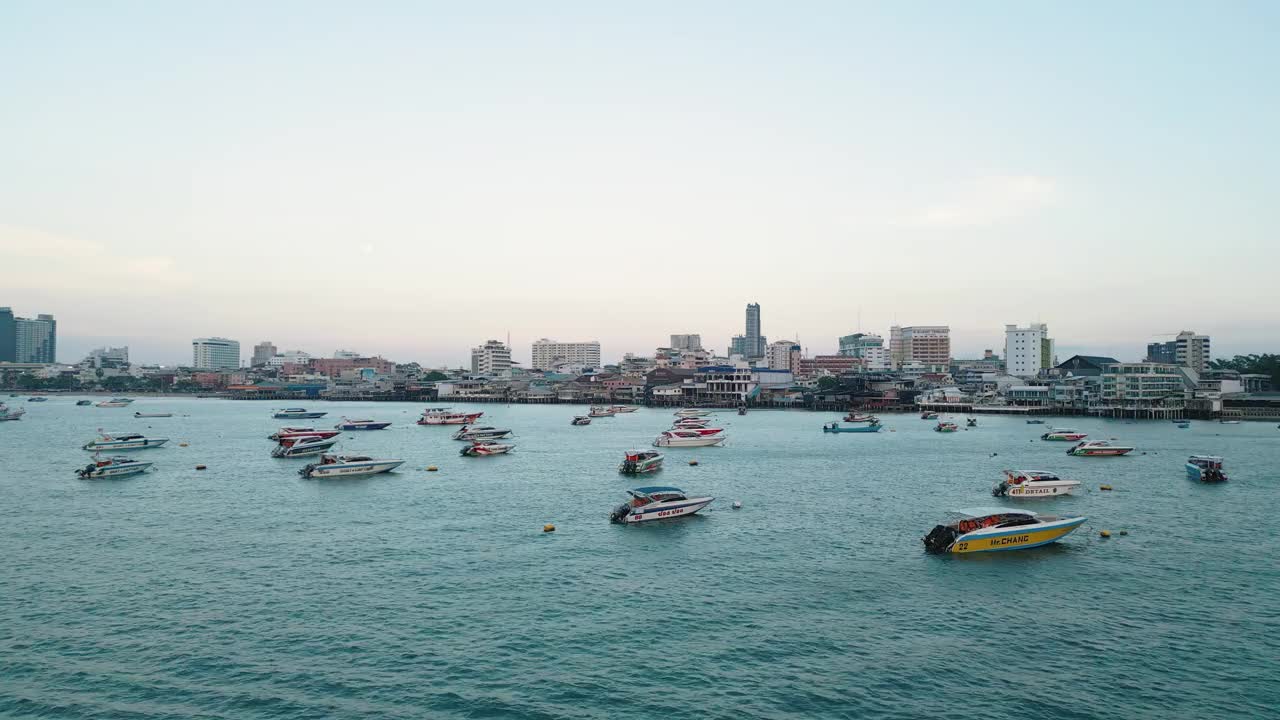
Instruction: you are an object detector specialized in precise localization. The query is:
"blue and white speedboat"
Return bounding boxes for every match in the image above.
[299,454,404,479]
[335,418,392,431]
[823,421,882,433]
[1186,455,1227,482]
[83,432,169,451]
[273,408,327,419]
[609,486,714,524]
[76,455,153,479]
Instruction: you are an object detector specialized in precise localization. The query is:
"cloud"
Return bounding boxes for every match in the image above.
[903,175,1062,228]
[0,224,194,291]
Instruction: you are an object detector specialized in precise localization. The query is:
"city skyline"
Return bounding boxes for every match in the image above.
[3,3,1278,365]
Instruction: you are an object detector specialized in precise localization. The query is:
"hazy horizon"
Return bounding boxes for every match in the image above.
[4,2,1277,367]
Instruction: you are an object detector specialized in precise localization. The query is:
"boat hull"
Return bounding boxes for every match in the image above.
[1186,464,1227,482]
[274,412,327,419]
[83,438,169,451]
[80,464,151,478]
[653,436,724,447]
[824,425,882,433]
[995,481,1080,498]
[1069,448,1133,456]
[950,517,1087,553]
[418,414,483,425]
[619,497,713,523]
[336,422,391,430]
[303,460,403,478]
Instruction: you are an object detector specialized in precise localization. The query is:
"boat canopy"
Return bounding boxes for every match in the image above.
[952,506,1038,519]
[1188,455,1223,462]
[1004,470,1061,481]
[630,486,684,496]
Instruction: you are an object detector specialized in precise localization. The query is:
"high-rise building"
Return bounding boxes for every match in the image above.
[766,340,801,371]
[85,346,129,367]
[192,337,240,369]
[471,339,512,375]
[1146,331,1211,373]
[1145,342,1176,365]
[0,307,15,362]
[251,341,278,367]
[14,313,57,363]
[889,325,950,368]
[1004,323,1054,378]
[669,334,703,352]
[530,339,601,370]
[743,303,767,358]
[838,333,884,358]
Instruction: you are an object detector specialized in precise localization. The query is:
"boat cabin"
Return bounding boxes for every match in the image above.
[627,486,687,507]
[947,507,1045,533]
[1188,455,1224,470]
[1003,470,1062,484]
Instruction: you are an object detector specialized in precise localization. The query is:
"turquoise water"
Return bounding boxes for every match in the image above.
[2,398,1277,718]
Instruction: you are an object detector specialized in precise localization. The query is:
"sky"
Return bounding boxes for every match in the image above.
[2,1,1278,366]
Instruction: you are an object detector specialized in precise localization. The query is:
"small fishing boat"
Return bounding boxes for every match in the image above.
[1186,455,1227,483]
[1026,419,1046,425]
[571,416,592,426]
[992,470,1082,498]
[935,421,959,433]
[610,486,714,524]
[966,417,977,427]
[269,427,340,441]
[619,450,664,474]
[610,405,638,413]
[1067,441,1134,457]
[83,432,169,451]
[134,412,173,418]
[823,421,882,433]
[418,408,484,425]
[1175,421,1191,429]
[76,455,153,479]
[451,425,513,441]
[273,407,327,419]
[272,435,339,457]
[299,454,404,479]
[921,411,939,420]
[1041,428,1087,441]
[460,440,515,457]
[674,409,711,418]
[76,400,93,406]
[95,398,134,408]
[922,508,1087,554]
[588,406,616,418]
[653,429,725,447]
[843,413,879,423]
[28,396,47,402]
[334,418,392,431]
[672,417,712,429]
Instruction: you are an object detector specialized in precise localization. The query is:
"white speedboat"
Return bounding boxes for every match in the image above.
[588,406,616,418]
[571,416,592,426]
[418,408,484,425]
[95,398,134,408]
[272,435,339,457]
[992,470,1082,498]
[610,486,714,524]
[1218,420,1241,425]
[672,417,711,429]
[460,441,515,457]
[619,450,664,474]
[923,508,1087,554]
[273,407,327,419]
[134,412,173,418]
[653,429,725,447]
[674,409,711,418]
[1067,441,1134,457]
[0,403,24,421]
[1186,455,1228,482]
[1041,428,1087,441]
[299,454,404,478]
[83,432,169,451]
[268,427,341,441]
[451,425,513,441]
[610,405,638,413]
[76,455,153,479]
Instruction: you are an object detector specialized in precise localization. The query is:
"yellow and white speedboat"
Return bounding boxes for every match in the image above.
[923,507,1086,554]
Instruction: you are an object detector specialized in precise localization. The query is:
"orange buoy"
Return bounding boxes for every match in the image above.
[543,524,556,533]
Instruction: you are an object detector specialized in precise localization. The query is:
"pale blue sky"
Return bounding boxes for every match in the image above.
[2,2,1277,365]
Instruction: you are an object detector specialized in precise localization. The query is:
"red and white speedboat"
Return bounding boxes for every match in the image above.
[653,428,725,447]
[460,440,515,457]
[1041,428,1087,441]
[672,417,711,429]
[269,427,341,442]
[418,407,484,425]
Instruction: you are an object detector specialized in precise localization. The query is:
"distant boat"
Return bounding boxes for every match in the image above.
[28,396,47,402]
[273,407,327,419]
[571,416,592,426]
[619,451,664,475]
[76,400,93,406]
[134,412,173,418]
[1026,419,1046,424]
[1218,419,1241,425]
[95,398,134,408]
[335,418,391,431]
[1186,455,1227,483]
[823,421,882,433]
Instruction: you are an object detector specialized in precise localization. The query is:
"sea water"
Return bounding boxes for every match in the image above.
[2,398,1277,718]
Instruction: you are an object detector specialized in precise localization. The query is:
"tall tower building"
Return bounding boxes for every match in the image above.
[192,337,240,369]
[470,339,512,375]
[14,313,56,363]
[744,303,766,358]
[1004,323,1053,378]
[0,307,15,362]
[252,341,278,367]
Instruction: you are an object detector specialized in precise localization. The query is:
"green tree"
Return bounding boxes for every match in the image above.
[423,371,449,381]
[817,376,839,390]
[1209,354,1280,387]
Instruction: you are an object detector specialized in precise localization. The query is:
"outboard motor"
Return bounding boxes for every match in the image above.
[922,525,960,554]
[992,480,1009,497]
[609,504,631,523]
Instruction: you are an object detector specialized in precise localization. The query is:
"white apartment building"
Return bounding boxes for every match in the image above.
[471,339,513,375]
[192,337,240,370]
[1004,323,1054,378]
[766,340,801,371]
[267,350,311,368]
[862,346,891,371]
[889,325,951,368]
[1175,331,1211,374]
[530,339,600,370]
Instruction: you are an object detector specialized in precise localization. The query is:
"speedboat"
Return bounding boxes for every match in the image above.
[273,407,327,419]
[299,454,404,479]
[843,413,879,423]
[653,429,725,447]
[609,486,714,524]
[823,421,882,433]
[76,455,153,479]
[571,416,592,426]
[610,405,638,413]
[76,400,93,406]
[921,411,939,420]
[0,404,24,421]
[268,427,340,441]
[922,507,1087,554]
[1026,419,1046,424]
[451,425,513,441]
[418,408,484,425]
[935,421,959,433]
[1041,428,1087,441]
[83,432,169,451]
[993,470,1082,498]
[966,417,977,427]
[1067,441,1134,457]
[672,417,712,429]
[1186,455,1227,482]
[272,435,339,457]
[1175,421,1191,429]
[619,450,664,474]
[1219,419,1241,425]
[335,418,392,431]
[95,398,134,408]
[674,409,711,418]
[134,412,173,418]
[460,440,515,457]
[588,406,616,418]
[28,396,47,402]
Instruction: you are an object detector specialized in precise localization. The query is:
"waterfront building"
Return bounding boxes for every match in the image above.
[889,325,950,368]
[1146,331,1211,373]
[741,303,766,359]
[669,334,702,352]
[7,312,57,364]
[1099,363,1186,416]
[766,341,801,371]
[471,339,512,376]
[84,346,129,368]
[1053,355,1119,378]
[267,350,311,368]
[251,341,277,367]
[310,356,397,379]
[1004,323,1054,378]
[837,333,884,358]
[192,337,240,370]
[0,307,14,362]
[796,355,862,378]
[333,349,361,360]
[862,346,890,371]
[530,339,601,370]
